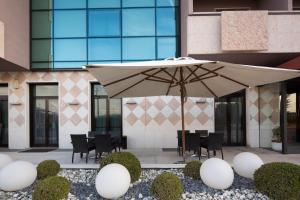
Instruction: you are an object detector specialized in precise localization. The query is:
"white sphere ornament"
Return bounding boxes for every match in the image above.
[0,161,37,191]
[95,163,131,199]
[0,154,13,169]
[233,152,263,179]
[200,158,234,190]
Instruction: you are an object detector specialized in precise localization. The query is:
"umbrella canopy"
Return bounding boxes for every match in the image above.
[84,57,300,99]
[84,57,300,160]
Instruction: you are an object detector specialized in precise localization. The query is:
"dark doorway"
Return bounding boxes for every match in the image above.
[215,90,246,146]
[91,83,122,138]
[30,84,58,147]
[0,85,8,147]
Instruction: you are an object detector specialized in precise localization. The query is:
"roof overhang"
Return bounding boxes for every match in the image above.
[0,57,28,72]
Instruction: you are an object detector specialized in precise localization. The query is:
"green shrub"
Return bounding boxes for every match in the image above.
[33,176,70,200]
[183,161,202,180]
[100,152,141,182]
[254,162,300,200]
[151,172,183,200]
[37,160,60,179]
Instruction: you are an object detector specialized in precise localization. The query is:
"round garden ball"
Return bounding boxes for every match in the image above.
[95,163,131,199]
[0,154,13,169]
[200,158,234,190]
[233,152,263,179]
[0,161,37,191]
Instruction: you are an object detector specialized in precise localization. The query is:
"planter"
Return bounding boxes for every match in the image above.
[271,142,282,151]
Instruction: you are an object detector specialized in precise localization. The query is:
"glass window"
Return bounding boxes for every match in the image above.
[88,0,120,8]
[157,37,176,59]
[157,0,179,7]
[156,8,177,36]
[122,8,155,36]
[0,86,8,96]
[122,0,155,7]
[35,85,58,97]
[93,84,108,96]
[54,10,86,38]
[31,0,52,10]
[53,62,87,69]
[54,0,85,9]
[32,11,52,39]
[32,62,53,69]
[89,10,120,37]
[88,38,121,61]
[54,39,86,61]
[123,37,155,60]
[32,40,52,62]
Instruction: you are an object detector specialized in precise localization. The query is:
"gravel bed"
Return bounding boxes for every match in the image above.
[0,169,269,200]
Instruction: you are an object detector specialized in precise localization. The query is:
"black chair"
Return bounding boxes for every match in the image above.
[70,134,95,163]
[108,130,122,152]
[186,133,201,160]
[177,130,190,155]
[95,134,115,162]
[200,133,224,159]
[195,130,208,137]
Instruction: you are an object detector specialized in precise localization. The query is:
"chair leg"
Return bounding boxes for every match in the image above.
[221,148,224,160]
[86,153,89,163]
[207,149,210,158]
[95,152,98,163]
[80,152,83,158]
[72,152,74,163]
[198,148,201,160]
[199,147,202,158]
[213,150,216,156]
[118,147,121,152]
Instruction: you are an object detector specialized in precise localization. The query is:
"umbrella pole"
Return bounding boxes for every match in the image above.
[180,90,186,162]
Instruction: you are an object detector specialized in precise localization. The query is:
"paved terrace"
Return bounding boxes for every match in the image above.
[0,147,299,168]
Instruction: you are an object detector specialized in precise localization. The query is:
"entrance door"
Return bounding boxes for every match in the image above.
[215,90,246,145]
[30,85,58,147]
[0,85,8,147]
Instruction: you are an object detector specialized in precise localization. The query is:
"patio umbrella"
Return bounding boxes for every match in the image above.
[84,57,300,159]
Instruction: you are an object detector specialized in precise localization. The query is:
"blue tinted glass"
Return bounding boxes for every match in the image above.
[88,0,120,8]
[122,9,155,36]
[54,10,86,37]
[157,37,176,59]
[157,8,176,36]
[157,0,178,7]
[54,0,86,9]
[88,38,121,61]
[54,39,86,61]
[122,0,154,7]
[54,62,87,69]
[89,10,120,36]
[123,38,155,60]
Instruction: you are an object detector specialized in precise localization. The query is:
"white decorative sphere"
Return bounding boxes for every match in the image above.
[96,163,130,199]
[0,161,37,191]
[0,154,13,169]
[200,158,234,190]
[233,152,263,179]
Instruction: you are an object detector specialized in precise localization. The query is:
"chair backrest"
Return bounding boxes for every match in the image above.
[186,133,200,149]
[95,134,112,153]
[70,134,88,153]
[177,130,190,147]
[208,133,224,150]
[88,131,104,137]
[195,130,208,137]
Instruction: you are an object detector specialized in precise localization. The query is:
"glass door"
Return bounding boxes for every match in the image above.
[30,85,58,147]
[215,90,246,146]
[0,85,8,147]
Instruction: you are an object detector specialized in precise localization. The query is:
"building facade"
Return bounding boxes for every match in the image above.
[0,0,299,153]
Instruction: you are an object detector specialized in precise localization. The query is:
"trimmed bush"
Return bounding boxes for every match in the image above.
[151,172,183,200]
[33,176,70,200]
[183,161,202,180]
[254,162,300,200]
[37,160,60,179]
[100,152,141,183]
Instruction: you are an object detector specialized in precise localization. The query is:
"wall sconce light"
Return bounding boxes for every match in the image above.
[67,100,80,106]
[126,100,137,105]
[195,98,207,104]
[12,79,19,89]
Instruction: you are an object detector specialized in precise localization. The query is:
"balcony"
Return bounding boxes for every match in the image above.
[186,11,300,55]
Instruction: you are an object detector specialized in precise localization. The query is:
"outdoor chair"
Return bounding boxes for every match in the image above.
[186,133,201,159]
[195,130,209,137]
[108,130,122,152]
[70,134,95,163]
[200,132,224,159]
[177,130,190,155]
[95,134,115,162]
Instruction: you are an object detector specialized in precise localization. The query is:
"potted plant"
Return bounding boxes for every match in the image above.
[271,126,282,151]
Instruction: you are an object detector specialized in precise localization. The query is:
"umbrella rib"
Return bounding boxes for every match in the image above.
[104,68,156,87]
[142,70,172,83]
[200,80,217,98]
[198,66,249,87]
[184,65,201,82]
[189,74,218,83]
[146,78,172,83]
[162,68,179,82]
[189,66,224,82]
[166,67,178,95]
